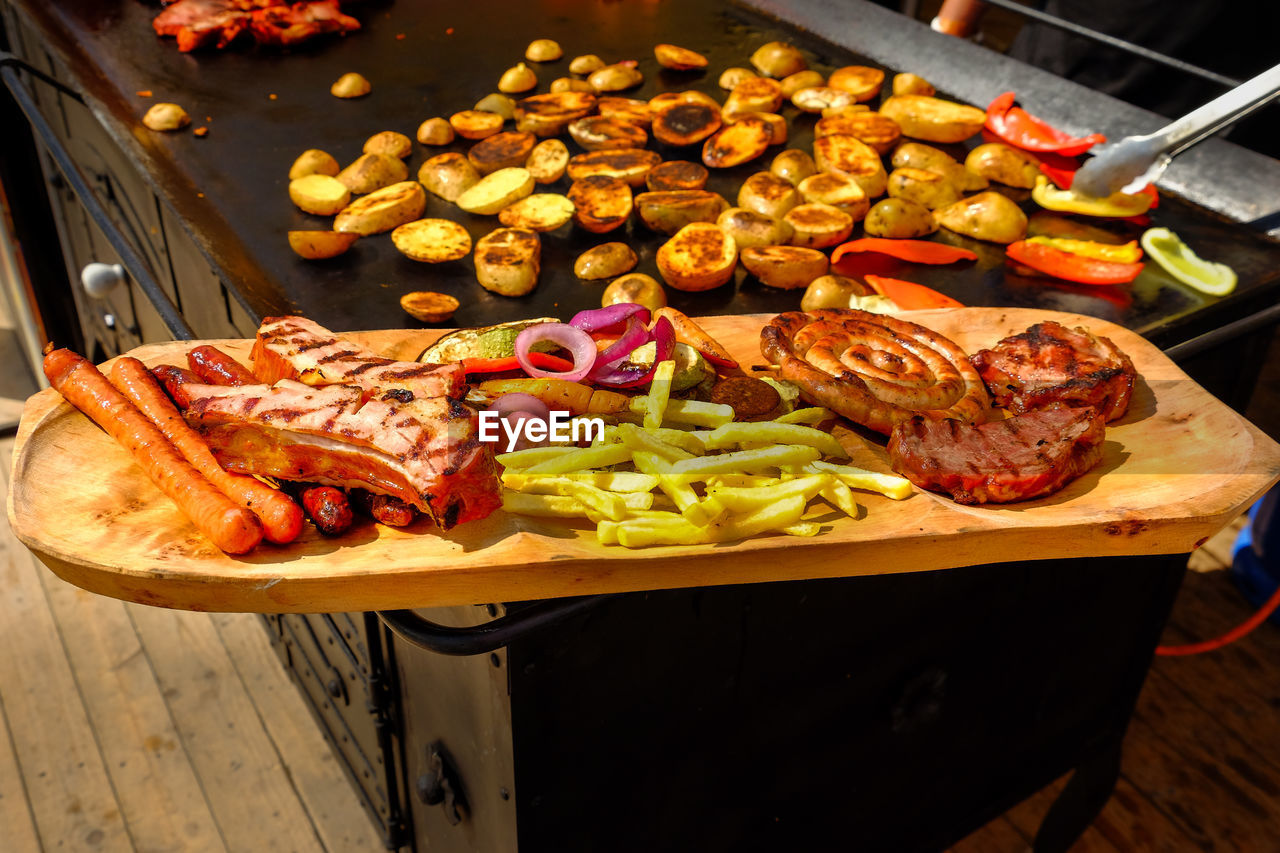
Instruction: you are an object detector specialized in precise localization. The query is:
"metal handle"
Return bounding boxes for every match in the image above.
[377,594,615,656]
[80,262,125,298]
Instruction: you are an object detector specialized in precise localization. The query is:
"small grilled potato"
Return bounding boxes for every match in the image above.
[890,142,988,192]
[526,139,570,184]
[597,97,652,128]
[589,63,644,93]
[143,103,190,131]
[569,54,606,75]
[864,197,937,238]
[797,172,869,220]
[893,72,935,97]
[738,171,800,218]
[791,87,859,114]
[474,227,541,296]
[334,181,426,236]
[770,148,817,185]
[655,44,708,71]
[719,67,758,90]
[288,230,358,260]
[400,291,460,323]
[750,41,806,78]
[647,160,709,191]
[740,245,829,289]
[526,38,563,62]
[418,153,481,202]
[723,77,784,116]
[329,73,370,99]
[649,90,722,112]
[814,111,901,154]
[514,91,598,136]
[887,167,963,210]
[656,222,738,291]
[336,153,408,194]
[289,149,340,180]
[455,167,536,215]
[726,111,787,145]
[363,131,412,159]
[702,117,773,169]
[289,174,351,216]
[567,175,634,233]
[635,190,730,235]
[716,207,794,248]
[551,77,596,94]
[450,109,505,140]
[812,135,888,198]
[467,131,537,176]
[965,142,1042,189]
[880,95,985,144]
[569,117,648,151]
[391,218,472,262]
[498,193,575,231]
[802,274,872,311]
[651,102,722,147]
[416,118,455,146]
[566,150,661,187]
[935,191,1028,244]
[475,93,517,120]
[784,203,854,249]
[574,242,638,280]
[499,63,538,94]
[827,66,885,101]
[603,273,667,311]
[780,70,825,98]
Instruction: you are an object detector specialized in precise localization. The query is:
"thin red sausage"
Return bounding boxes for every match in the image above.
[150,364,201,409]
[301,486,354,536]
[109,356,304,545]
[187,345,258,386]
[42,348,264,555]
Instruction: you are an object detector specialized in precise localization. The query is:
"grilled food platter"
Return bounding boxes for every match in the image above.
[10,309,1280,614]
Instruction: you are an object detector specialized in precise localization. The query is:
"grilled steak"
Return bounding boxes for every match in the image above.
[970,321,1136,422]
[887,405,1106,504]
[154,0,359,52]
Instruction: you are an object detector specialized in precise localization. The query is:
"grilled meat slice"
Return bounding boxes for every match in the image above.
[251,316,465,401]
[970,321,1136,422]
[153,0,358,52]
[887,405,1106,504]
[248,1,361,47]
[182,379,500,529]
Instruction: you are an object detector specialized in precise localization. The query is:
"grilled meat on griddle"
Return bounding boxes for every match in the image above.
[153,0,359,52]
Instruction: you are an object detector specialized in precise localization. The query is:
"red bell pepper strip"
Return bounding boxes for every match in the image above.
[985,92,1106,157]
[864,275,965,310]
[461,352,576,375]
[831,238,978,266]
[1005,240,1143,285]
[1039,161,1160,208]
[653,307,738,369]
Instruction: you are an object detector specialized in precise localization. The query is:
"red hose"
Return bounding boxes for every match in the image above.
[1155,578,1280,656]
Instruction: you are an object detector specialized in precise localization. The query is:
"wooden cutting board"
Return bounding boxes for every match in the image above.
[10,309,1280,613]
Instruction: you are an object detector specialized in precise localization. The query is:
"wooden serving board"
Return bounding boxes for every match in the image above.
[10,309,1280,614]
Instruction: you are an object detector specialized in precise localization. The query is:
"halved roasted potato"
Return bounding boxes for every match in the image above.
[780,70,825,98]
[719,67,758,90]
[497,193,575,231]
[935,191,1028,244]
[749,41,806,78]
[567,175,634,233]
[525,38,563,62]
[964,142,1042,189]
[400,291,459,323]
[791,87,859,114]
[827,66,885,101]
[449,109,505,140]
[879,95,985,144]
[651,102,722,147]
[526,139,570,184]
[656,222,738,291]
[887,167,963,210]
[892,72,935,97]
[740,245,828,289]
[812,135,888,198]
[814,111,901,154]
[336,153,408,194]
[474,227,541,296]
[334,181,426,236]
[455,167,536,215]
[890,142,988,192]
[288,174,351,216]
[569,117,648,151]
[738,171,800,218]
[514,91,598,136]
[863,197,937,238]
[716,207,794,249]
[801,273,872,311]
[475,93,517,119]
[569,54,605,75]
[784,202,854,249]
[635,190,730,234]
[797,172,869,220]
[655,43,708,71]
[725,111,787,145]
[416,117,455,146]
[363,131,412,159]
[597,97,652,128]
[498,63,538,94]
[551,77,596,94]
[574,242,638,279]
[603,273,667,310]
[391,218,473,262]
[418,152,481,202]
[289,149,340,180]
[770,148,817,185]
[288,230,358,259]
[649,90,721,112]
[723,76,784,115]
[566,150,661,187]
[468,131,537,175]
[588,63,644,93]
[646,160,709,191]
[702,117,773,168]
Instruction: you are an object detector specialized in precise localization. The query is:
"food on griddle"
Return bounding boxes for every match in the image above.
[791,87,860,114]
[827,66,885,101]
[455,167,535,215]
[934,191,1028,244]
[514,91,598,137]
[418,153,481,202]
[363,131,412,160]
[601,274,667,310]
[153,0,360,53]
[718,67,758,91]
[635,190,730,235]
[333,181,426,235]
[891,142,988,192]
[738,171,799,218]
[814,110,901,154]
[783,203,854,249]
[474,93,517,120]
[568,54,606,75]
[749,41,807,78]
[646,160,710,192]
[416,118,455,146]
[654,43,709,71]
[702,117,774,168]
[525,139,571,184]
[864,197,937,238]
[879,94,986,144]
[887,405,1105,505]
[566,150,662,187]
[651,101,723,147]
[330,71,370,99]
[498,193,576,232]
[567,175,634,233]
[551,77,595,94]
[288,149,340,180]
[780,70,825,99]
[142,102,191,131]
[726,111,788,146]
[596,97,652,127]
[474,227,542,296]
[770,148,817,185]
[656,222,738,291]
[468,131,538,175]
[588,63,645,93]
[796,171,869,218]
[574,243,639,280]
[812,134,889,197]
[723,76,785,115]
[569,117,649,151]
[716,207,794,249]
[892,72,935,97]
[287,229,358,259]
[499,63,539,95]
[964,142,1042,189]
[288,174,351,216]
[525,39,563,63]
[800,274,873,312]
[335,152,408,194]
[740,245,829,290]
[887,167,963,211]
[970,321,1136,422]
[760,309,990,435]
[449,109,505,141]
[391,219,472,262]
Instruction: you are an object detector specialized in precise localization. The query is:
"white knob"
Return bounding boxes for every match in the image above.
[81,263,125,298]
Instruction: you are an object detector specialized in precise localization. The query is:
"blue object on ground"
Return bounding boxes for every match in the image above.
[1231,488,1280,625]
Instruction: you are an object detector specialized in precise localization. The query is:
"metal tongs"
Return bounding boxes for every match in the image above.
[1072,62,1280,198]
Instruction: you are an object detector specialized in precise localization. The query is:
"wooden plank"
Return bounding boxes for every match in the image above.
[11,308,1280,613]
[211,612,385,853]
[0,693,42,853]
[126,603,325,852]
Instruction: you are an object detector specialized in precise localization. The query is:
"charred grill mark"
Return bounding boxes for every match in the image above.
[297,338,341,353]
[382,389,416,404]
[448,398,471,419]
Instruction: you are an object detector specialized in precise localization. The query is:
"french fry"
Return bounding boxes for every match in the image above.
[819,479,862,517]
[704,422,848,458]
[632,397,735,428]
[781,521,821,536]
[614,495,807,547]
[643,359,676,430]
[502,492,598,520]
[681,494,729,527]
[596,520,620,545]
[496,445,579,468]
[617,422,696,463]
[707,474,828,511]
[543,480,631,521]
[774,407,833,425]
[648,428,710,455]
[669,444,822,477]
[706,474,782,488]
[522,442,634,475]
[502,471,659,493]
[807,460,913,499]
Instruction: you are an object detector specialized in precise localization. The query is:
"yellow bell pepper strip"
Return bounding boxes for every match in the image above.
[1006,240,1143,285]
[1031,176,1153,218]
[985,92,1106,156]
[864,275,965,310]
[1024,236,1143,264]
[830,238,978,265]
[1039,161,1161,209]
[1140,227,1238,296]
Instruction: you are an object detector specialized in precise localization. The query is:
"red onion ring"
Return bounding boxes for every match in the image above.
[568,303,652,334]
[590,316,677,388]
[514,322,597,381]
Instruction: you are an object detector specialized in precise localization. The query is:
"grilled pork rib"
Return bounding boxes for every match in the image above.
[970,321,1136,422]
[887,406,1106,505]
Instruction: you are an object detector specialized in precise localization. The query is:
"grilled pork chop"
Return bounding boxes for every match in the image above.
[887,406,1106,504]
[970,321,1135,422]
